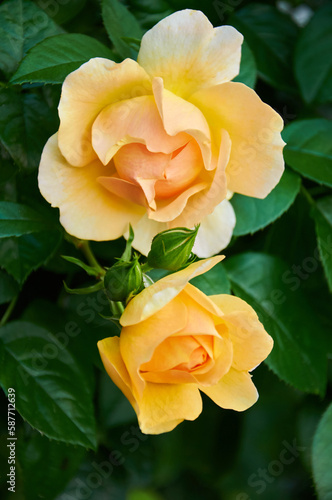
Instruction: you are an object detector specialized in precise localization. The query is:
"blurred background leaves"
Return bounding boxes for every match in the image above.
[0,0,331,499]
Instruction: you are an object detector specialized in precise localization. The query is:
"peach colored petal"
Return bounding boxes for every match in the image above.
[182,283,225,319]
[97,175,147,208]
[200,368,258,411]
[120,256,223,326]
[138,10,243,98]
[97,336,137,411]
[210,294,273,371]
[194,336,233,386]
[137,382,202,434]
[58,58,152,166]
[148,182,208,222]
[92,95,188,165]
[141,336,201,373]
[177,289,222,336]
[153,77,212,170]
[38,134,145,240]
[190,82,285,198]
[193,199,236,258]
[120,297,188,398]
[170,129,231,228]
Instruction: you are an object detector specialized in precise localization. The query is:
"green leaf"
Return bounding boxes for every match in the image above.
[190,261,231,295]
[63,280,104,295]
[283,119,332,188]
[0,88,58,170]
[295,4,332,104]
[11,33,116,85]
[0,201,53,237]
[17,427,86,500]
[0,269,18,305]
[61,255,101,277]
[313,196,332,293]
[232,169,301,236]
[0,230,62,285]
[0,0,63,78]
[102,0,143,59]
[312,403,332,500]
[233,40,257,89]
[225,252,327,395]
[229,3,298,92]
[0,320,97,449]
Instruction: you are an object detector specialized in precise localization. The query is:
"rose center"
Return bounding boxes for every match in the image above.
[113,139,203,202]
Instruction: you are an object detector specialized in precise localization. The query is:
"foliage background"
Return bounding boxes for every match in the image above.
[0,0,332,498]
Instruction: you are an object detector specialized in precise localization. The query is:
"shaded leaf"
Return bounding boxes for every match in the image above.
[233,40,257,89]
[102,0,143,59]
[312,403,332,500]
[295,4,332,104]
[0,269,18,305]
[313,196,332,293]
[0,321,97,449]
[190,262,231,295]
[283,119,332,188]
[0,0,63,78]
[232,169,301,236]
[11,33,116,84]
[0,201,53,237]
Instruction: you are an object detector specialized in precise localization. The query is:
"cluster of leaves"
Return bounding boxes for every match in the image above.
[0,0,331,499]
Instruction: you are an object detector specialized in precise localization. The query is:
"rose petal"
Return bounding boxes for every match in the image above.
[193,199,236,258]
[190,82,285,198]
[97,336,137,410]
[153,77,212,170]
[58,58,151,166]
[200,368,258,411]
[38,134,144,240]
[210,294,273,371]
[120,296,187,397]
[137,382,202,434]
[120,256,223,326]
[138,10,243,98]
[92,95,188,165]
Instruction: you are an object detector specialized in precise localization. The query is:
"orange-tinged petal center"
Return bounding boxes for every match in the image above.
[113,139,203,205]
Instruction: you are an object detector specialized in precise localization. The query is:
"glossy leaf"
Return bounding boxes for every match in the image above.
[312,403,332,500]
[0,0,63,78]
[225,252,327,395]
[190,261,230,295]
[0,321,97,449]
[232,169,301,236]
[314,196,332,292]
[0,88,57,170]
[0,230,62,285]
[102,0,143,59]
[0,201,52,237]
[11,33,116,85]
[283,119,332,188]
[295,4,332,104]
[233,40,257,89]
[229,3,298,92]
[0,269,18,305]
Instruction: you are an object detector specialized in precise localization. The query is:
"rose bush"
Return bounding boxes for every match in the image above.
[38,9,285,257]
[98,257,273,434]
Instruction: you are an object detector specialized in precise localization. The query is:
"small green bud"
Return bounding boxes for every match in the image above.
[104,257,143,302]
[147,226,199,271]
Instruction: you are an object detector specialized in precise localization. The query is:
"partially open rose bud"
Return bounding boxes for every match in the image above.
[104,257,143,302]
[147,226,199,271]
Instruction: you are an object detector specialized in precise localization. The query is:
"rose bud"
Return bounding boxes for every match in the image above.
[147,226,199,271]
[104,257,143,302]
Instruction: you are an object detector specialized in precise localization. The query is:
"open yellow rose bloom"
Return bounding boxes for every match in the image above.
[38,10,285,257]
[98,257,273,434]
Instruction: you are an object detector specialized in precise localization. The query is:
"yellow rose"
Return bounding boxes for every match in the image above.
[97,257,273,434]
[38,10,285,257]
